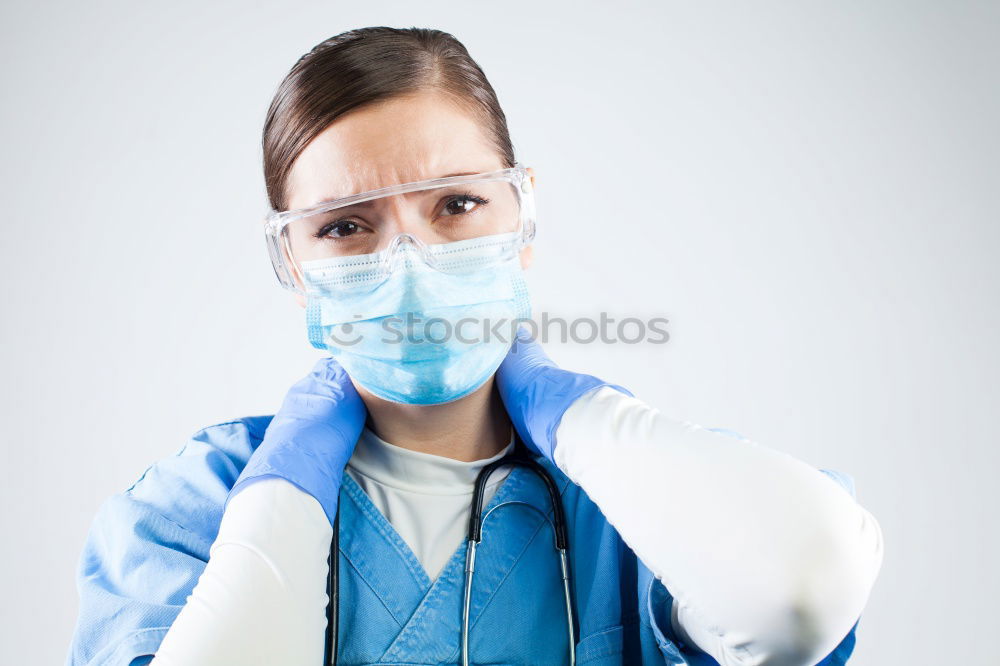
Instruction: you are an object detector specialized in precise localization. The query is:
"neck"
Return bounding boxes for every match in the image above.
[354,377,512,462]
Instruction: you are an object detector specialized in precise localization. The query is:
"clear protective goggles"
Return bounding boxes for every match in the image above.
[264,164,536,294]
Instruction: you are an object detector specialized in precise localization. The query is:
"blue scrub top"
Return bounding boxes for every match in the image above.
[66,417,861,665]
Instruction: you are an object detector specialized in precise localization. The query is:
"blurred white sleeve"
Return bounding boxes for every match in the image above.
[149,478,332,666]
[554,387,884,666]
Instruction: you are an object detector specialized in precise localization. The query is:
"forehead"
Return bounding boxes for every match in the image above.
[285,90,504,210]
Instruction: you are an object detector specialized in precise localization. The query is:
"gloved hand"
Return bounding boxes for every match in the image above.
[227,357,367,526]
[495,327,633,461]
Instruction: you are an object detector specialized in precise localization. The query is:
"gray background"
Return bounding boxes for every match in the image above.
[1,1,997,664]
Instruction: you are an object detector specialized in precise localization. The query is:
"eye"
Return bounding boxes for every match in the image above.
[442,193,489,217]
[315,220,360,239]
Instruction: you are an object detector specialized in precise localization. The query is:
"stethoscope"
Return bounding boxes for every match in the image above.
[324,433,577,666]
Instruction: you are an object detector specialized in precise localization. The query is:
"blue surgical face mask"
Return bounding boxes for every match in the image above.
[301,233,531,405]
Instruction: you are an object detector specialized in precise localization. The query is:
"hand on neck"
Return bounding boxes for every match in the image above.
[353,376,513,462]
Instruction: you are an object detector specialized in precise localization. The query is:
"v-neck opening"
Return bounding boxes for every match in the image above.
[337,454,574,665]
[342,472,434,590]
[340,460,521,591]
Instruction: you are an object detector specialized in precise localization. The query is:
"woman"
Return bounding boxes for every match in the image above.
[66,27,883,666]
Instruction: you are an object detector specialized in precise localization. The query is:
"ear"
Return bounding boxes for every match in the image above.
[520,166,536,270]
[519,244,534,270]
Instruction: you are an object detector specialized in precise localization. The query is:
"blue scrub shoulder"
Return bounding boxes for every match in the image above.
[124,416,273,535]
[65,417,272,666]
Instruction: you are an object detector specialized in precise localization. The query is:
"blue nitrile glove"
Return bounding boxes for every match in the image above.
[227,357,367,526]
[495,327,633,461]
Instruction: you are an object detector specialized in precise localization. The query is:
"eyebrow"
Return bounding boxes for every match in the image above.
[312,170,483,206]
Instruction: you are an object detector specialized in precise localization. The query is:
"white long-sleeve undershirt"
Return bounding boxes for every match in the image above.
[556,387,883,665]
[150,473,331,665]
[150,387,883,666]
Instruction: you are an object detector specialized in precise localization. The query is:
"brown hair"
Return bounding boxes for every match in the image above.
[262,26,516,211]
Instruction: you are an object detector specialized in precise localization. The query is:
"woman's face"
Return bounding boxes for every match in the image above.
[284,89,534,306]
